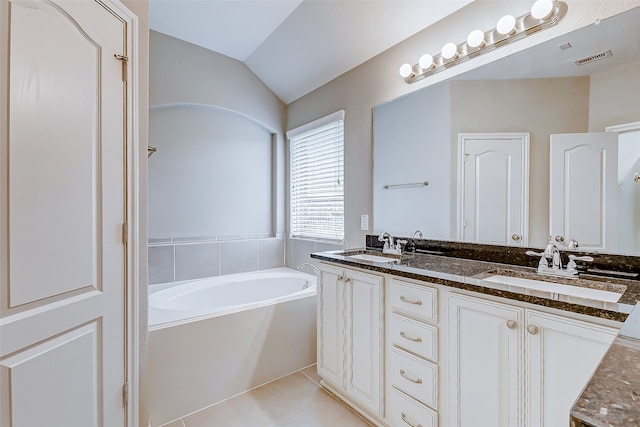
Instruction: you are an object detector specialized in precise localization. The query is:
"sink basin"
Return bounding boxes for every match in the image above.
[346,253,400,263]
[482,274,624,303]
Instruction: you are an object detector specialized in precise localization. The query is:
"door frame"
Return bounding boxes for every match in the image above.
[456,132,530,244]
[605,121,640,134]
[104,1,141,425]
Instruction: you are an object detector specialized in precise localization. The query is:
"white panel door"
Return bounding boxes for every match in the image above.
[0,1,129,426]
[525,310,617,427]
[460,133,529,246]
[448,294,524,427]
[317,264,346,388]
[550,132,618,251]
[345,269,383,416]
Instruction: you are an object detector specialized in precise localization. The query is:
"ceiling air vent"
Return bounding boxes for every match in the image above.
[574,49,613,66]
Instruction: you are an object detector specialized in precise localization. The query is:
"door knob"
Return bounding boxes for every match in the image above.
[555,235,565,243]
[511,234,521,241]
[506,320,518,329]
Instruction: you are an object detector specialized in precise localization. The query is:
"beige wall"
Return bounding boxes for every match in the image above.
[286,1,640,253]
[150,30,287,235]
[451,77,590,247]
[589,59,640,131]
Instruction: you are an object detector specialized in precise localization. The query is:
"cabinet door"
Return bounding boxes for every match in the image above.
[448,294,524,427]
[346,269,384,416]
[317,264,346,387]
[525,310,617,427]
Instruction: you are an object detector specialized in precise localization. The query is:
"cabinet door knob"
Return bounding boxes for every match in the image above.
[555,235,565,243]
[401,412,423,427]
[336,275,344,282]
[400,369,423,384]
[527,325,540,335]
[511,234,521,241]
[506,320,518,329]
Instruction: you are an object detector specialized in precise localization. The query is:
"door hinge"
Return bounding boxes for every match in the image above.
[122,222,128,244]
[114,54,128,82]
[122,382,129,407]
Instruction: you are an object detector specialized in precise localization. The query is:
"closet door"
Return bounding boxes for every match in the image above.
[0,1,129,426]
[459,133,529,246]
[550,132,618,251]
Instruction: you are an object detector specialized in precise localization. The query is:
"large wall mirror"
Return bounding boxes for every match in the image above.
[373,6,640,255]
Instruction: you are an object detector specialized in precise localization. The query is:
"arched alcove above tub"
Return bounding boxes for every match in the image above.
[149,104,274,239]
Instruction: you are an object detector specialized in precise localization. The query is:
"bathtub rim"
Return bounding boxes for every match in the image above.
[148,267,317,331]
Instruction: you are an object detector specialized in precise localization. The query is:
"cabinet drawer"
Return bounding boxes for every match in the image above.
[389,347,438,409]
[389,388,437,427]
[388,313,438,362]
[390,280,437,322]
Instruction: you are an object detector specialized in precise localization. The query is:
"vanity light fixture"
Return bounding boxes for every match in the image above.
[441,42,458,60]
[399,0,568,84]
[466,30,485,49]
[496,14,517,35]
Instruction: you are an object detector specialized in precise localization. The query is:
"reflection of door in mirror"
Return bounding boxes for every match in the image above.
[615,128,640,254]
[550,133,618,251]
[458,133,529,246]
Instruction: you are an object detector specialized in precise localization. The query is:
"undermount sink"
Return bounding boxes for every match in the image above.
[482,274,624,303]
[346,253,400,263]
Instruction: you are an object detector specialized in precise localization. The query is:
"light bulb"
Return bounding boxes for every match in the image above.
[467,30,485,48]
[399,63,413,78]
[496,14,516,35]
[441,42,458,60]
[419,54,434,69]
[531,0,554,20]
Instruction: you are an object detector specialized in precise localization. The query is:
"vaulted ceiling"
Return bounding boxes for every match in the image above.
[149,0,474,104]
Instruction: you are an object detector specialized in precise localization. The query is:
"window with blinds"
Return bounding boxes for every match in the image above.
[288,111,344,242]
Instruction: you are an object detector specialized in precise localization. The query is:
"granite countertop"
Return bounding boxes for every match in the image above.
[311,247,640,427]
[311,248,639,322]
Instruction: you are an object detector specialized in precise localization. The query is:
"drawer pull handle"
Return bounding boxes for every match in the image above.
[400,369,422,384]
[400,331,423,342]
[400,295,422,305]
[401,412,423,427]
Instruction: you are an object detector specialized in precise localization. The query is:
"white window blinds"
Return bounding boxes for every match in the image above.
[288,111,344,242]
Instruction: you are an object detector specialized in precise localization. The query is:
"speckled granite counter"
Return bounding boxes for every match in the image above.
[570,306,640,427]
[311,248,638,322]
[311,246,640,427]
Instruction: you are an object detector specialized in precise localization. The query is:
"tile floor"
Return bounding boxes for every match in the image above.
[162,365,373,427]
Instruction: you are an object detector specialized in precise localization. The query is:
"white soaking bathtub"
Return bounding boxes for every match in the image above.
[147,268,318,427]
[148,268,316,328]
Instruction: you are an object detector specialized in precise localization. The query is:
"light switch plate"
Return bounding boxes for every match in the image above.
[360,214,369,231]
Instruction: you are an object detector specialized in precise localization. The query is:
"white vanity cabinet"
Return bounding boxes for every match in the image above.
[386,279,440,427]
[317,263,385,420]
[448,293,618,427]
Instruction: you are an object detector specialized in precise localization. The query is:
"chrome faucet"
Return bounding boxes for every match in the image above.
[378,232,405,255]
[297,263,318,275]
[410,230,424,239]
[544,239,562,270]
[378,232,395,252]
[526,237,593,278]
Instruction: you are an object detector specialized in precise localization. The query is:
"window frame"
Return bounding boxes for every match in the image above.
[287,110,345,243]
